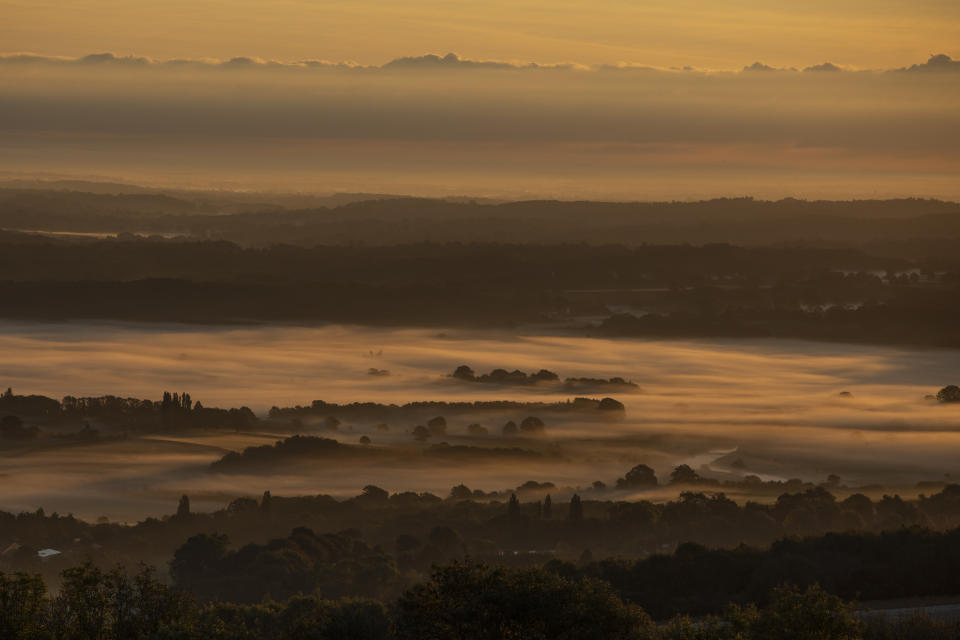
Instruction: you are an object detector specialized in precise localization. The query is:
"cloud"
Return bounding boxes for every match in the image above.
[382,52,586,72]
[804,62,844,72]
[742,62,796,73]
[0,51,365,71]
[385,52,514,70]
[79,52,150,66]
[0,51,580,73]
[896,54,960,73]
[0,53,73,64]
[0,51,953,75]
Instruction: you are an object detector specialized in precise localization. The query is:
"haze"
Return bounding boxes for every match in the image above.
[2,322,959,521]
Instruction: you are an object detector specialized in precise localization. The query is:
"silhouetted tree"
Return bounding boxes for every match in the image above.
[519,416,545,435]
[362,485,390,503]
[412,425,431,441]
[938,385,960,403]
[508,493,520,518]
[745,584,863,640]
[176,494,191,519]
[428,526,463,557]
[261,490,272,514]
[427,416,447,436]
[670,464,701,485]
[598,397,626,411]
[1,415,37,440]
[170,533,229,600]
[617,464,659,489]
[568,494,584,522]
[452,365,476,381]
[394,562,652,640]
[449,484,473,501]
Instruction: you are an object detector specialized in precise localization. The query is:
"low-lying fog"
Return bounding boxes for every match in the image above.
[2,320,959,521]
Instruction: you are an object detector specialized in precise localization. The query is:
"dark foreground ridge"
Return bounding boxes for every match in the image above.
[8,484,960,638]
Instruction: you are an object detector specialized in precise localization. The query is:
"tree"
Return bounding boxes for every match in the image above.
[520,416,546,435]
[568,494,584,522]
[362,485,390,502]
[393,562,653,640]
[412,425,431,441]
[427,416,447,436]
[937,385,960,403]
[50,563,111,639]
[502,421,519,437]
[170,533,229,600]
[508,493,520,518]
[452,365,476,381]
[544,494,553,519]
[669,464,701,485]
[176,494,191,519]
[531,369,559,382]
[744,583,863,640]
[261,490,272,514]
[616,464,658,489]
[1,415,37,440]
[598,397,626,411]
[449,484,473,501]
[428,526,463,557]
[0,571,48,639]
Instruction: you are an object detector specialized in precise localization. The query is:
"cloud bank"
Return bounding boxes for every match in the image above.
[2,51,958,74]
[1,52,958,199]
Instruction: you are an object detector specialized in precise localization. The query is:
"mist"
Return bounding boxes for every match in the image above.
[2,321,959,521]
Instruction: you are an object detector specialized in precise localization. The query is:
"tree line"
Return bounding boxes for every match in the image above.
[2,560,942,640]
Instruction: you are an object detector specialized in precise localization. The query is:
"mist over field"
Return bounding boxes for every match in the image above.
[2,321,958,521]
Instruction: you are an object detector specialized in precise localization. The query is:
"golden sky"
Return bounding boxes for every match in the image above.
[2,0,959,68]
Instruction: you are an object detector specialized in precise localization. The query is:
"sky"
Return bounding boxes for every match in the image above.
[1,1,958,199]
